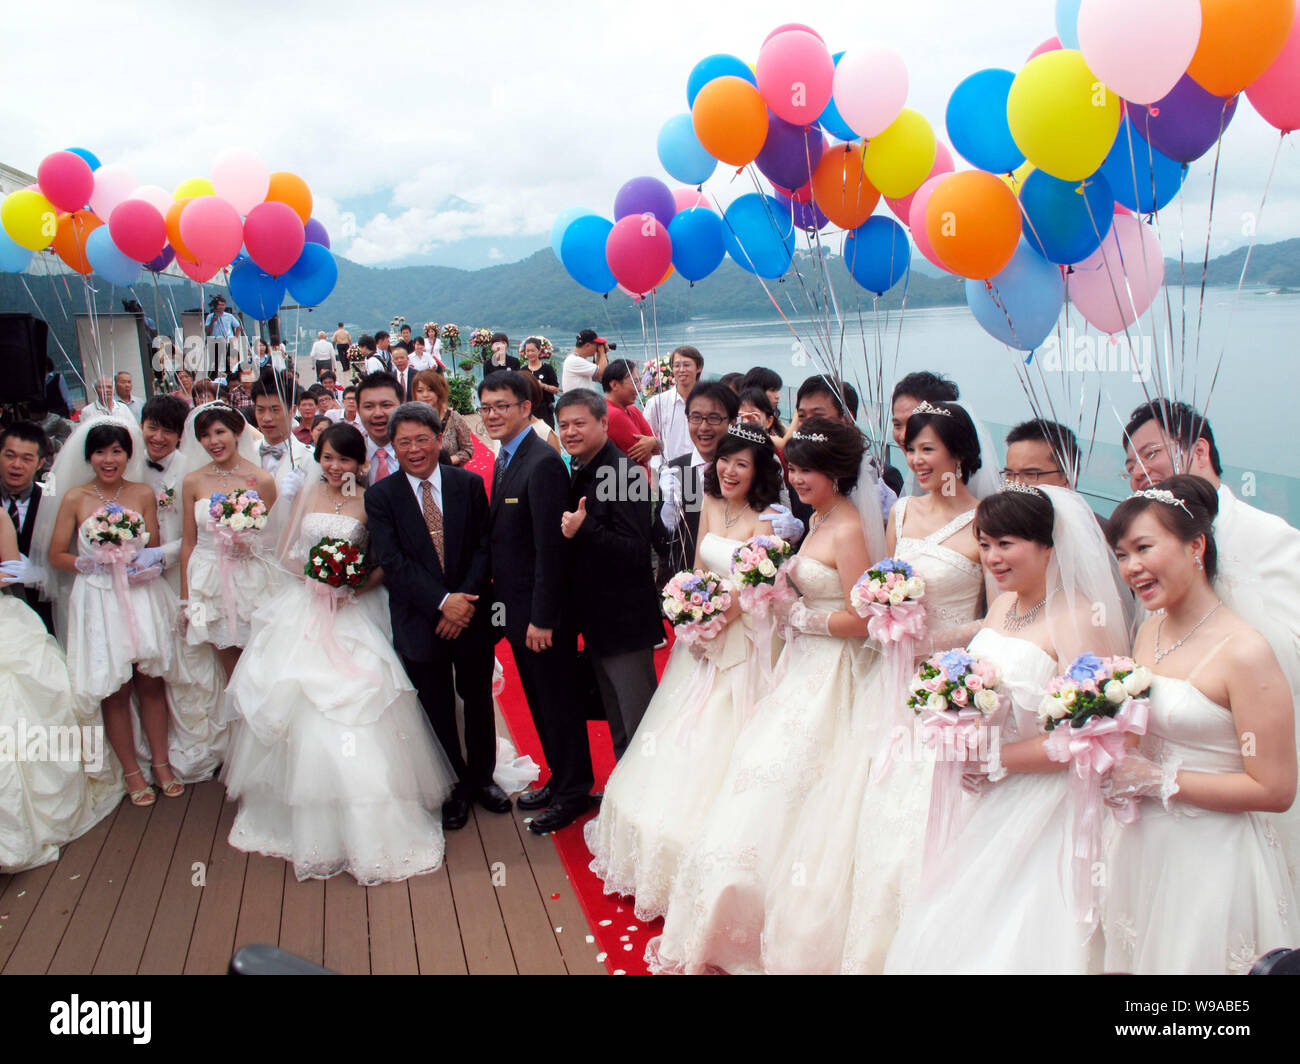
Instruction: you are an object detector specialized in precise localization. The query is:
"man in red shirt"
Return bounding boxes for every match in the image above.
[600,358,658,474]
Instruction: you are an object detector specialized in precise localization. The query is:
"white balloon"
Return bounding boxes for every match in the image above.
[88,164,138,221]
[211,147,270,216]
[128,184,173,214]
[832,45,908,140]
[1077,0,1202,105]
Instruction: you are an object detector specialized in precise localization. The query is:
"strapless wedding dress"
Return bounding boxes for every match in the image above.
[185,496,280,649]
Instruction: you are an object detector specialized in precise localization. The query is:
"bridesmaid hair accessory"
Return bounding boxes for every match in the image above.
[998,479,1043,497]
[1127,487,1193,518]
[910,400,952,417]
[727,422,772,446]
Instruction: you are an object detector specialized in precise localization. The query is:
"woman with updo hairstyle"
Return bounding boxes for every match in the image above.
[1100,473,1298,973]
[701,423,784,524]
[649,414,880,975]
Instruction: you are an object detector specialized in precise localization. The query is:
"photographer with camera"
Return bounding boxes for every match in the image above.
[562,328,610,393]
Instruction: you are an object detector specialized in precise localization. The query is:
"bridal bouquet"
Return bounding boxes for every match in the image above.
[662,569,733,647]
[907,649,1002,717]
[1041,653,1152,927]
[304,536,369,590]
[730,534,794,613]
[640,354,673,401]
[851,558,926,644]
[209,489,268,533]
[86,503,146,547]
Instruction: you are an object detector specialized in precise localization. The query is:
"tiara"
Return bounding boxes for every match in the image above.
[1128,488,1193,518]
[910,400,951,418]
[791,431,828,443]
[727,422,771,446]
[999,479,1043,496]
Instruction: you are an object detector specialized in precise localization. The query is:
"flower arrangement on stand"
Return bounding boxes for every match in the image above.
[440,323,461,358]
[640,354,673,402]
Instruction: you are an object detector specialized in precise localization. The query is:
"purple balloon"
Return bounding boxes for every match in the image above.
[303,217,331,249]
[774,191,828,232]
[1125,74,1237,164]
[145,245,176,273]
[613,176,676,226]
[755,112,825,193]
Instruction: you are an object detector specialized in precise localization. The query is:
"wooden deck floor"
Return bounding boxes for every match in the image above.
[0,779,604,975]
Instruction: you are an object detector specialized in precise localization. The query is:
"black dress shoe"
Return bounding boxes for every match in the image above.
[474,783,512,814]
[526,797,590,836]
[516,783,552,810]
[441,797,469,831]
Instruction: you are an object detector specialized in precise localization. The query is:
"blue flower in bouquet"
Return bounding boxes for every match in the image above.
[875,558,914,578]
[935,649,975,676]
[210,492,227,505]
[1067,653,1104,683]
[106,503,123,515]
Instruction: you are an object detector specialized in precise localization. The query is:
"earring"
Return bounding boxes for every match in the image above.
[1194,557,1203,571]
[956,462,963,480]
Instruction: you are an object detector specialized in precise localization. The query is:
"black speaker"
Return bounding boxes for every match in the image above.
[0,313,48,404]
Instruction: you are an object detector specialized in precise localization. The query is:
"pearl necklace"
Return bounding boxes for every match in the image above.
[1154,600,1222,664]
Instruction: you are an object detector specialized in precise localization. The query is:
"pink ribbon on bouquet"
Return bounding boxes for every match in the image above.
[859,601,927,784]
[93,542,141,660]
[211,523,256,635]
[303,582,382,686]
[1043,698,1150,929]
[919,707,990,876]
[739,570,796,689]
[860,599,927,644]
[670,617,731,745]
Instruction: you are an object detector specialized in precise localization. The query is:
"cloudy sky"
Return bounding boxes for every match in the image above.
[4,0,1295,269]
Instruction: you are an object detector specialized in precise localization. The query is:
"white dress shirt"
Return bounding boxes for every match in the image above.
[406,466,449,608]
[365,354,388,375]
[141,449,184,593]
[409,351,435,372]
[310,339,335,364]
[644,388,692,465]
[0,484,36,532]
[562,352,600,392]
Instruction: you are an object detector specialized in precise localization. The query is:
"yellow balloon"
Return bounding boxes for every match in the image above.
[1002,161,1035,193]
[1007,49,1120,181]
[174,177,216,200]
[862,109,936,200]
[1,190,59,251]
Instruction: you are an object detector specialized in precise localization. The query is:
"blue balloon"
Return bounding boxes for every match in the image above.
[1055,0,1082,49]
[1100,118,1187,214]
[85,227,141,287]
[559,214,615,293]
[0,228,33,273]
[686,54,756,108]
[550,207,589,260]
[285,243,338,306]
[669,207,725,282]
[946,69,1025,174]
[966,241,1065,352]
[722,194,794,279]
[1020,169,1115,265]
[817,52,857,142]
[65,146,101,171]
[229,259,287,321]
[844,217,911,295]
[657,114,717,186]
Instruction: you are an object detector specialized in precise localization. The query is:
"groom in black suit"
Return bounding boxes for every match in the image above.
[364,402,510,830]
[480,371,594,835]
[1,421,54,633]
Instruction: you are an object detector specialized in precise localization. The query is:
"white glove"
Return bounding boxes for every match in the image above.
[759,504,805,543]
[282,468,306,500]
[658,465,682,532]
[126,563,163,586]
[0,554,30,584]
[133,546,164,569]
[74,556,106,575]
[788,599,833,636]
[1101,751,1181,809]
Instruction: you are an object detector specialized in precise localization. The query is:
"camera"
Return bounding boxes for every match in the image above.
[607,341,617,351]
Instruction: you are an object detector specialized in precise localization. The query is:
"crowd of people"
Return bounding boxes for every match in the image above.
[0,325,1297,975]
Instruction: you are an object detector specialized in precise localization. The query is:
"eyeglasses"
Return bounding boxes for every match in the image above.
[1121,443,1181,480]
[1000,467,1062,484]
[480,401,521,416]
[393,435,438,451]
[687,413,728,426]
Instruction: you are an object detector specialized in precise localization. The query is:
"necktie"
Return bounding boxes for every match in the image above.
[420,480,445,569]
[146,460,165,472]
[5,495,18,528]
[373,447,390,481]
[493,448,509,494]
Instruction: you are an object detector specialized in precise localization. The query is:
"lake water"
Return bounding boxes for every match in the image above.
[510,284,1300,524]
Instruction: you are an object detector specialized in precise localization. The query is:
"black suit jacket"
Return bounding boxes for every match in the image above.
[567,440,663,656]
[392,367,415,402]
[12,483,53,632]
[488,429,570,644]
[651,454,704,574]
[365,464,491,663]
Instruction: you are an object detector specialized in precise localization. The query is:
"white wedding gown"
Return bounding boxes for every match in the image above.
[185,496,280,649]
[0,593,120,871]
[883,627,1102,973]
[838,499,984,974]
[1101,652,1300,974]
[584,533,781,921]
[646,552,873,974]
[222,513,456,884]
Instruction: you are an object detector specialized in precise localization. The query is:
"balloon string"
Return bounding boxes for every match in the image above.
[1189,104,1230,418]
[18,272,91,400]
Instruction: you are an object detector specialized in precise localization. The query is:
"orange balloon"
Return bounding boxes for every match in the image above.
[1188,0,1296,96]
[52,210,102,275]
[810,143,880,230]
[924,171,1022,280]
[691,76,769,167]
[266,171,313,223]
[166,197,195,261]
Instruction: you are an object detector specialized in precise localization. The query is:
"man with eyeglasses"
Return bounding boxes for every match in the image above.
[1002,419,1078,489]
[644,345,703,468]
[480,371,594,835]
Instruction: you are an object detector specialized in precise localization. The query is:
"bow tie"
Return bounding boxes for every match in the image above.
[260,443,286,460]
[146,460,165,472]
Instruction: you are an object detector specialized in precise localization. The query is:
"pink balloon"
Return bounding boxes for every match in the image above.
[89,164,138,221]
[1078,0,1202,105]
[907,175,955,274]
[672,187,713,213]
[763,22,824,44]
[1247,15,1300,133]
[129,185,173,215]
[1068,214,1164,333]
[832,45,909,139]
[211,147,271,216]
[176,256,222,283]
[605,214,673,295]
[179,196,244,266]
[108,199,166,262]
[887,141,954,221]
[37,151,93,213]
[243,200,306,276]
[757,30,835,125]
[1027,36,1062,61]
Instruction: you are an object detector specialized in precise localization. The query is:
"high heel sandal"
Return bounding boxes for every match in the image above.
[151,763,185,799]
[123,769,156,808]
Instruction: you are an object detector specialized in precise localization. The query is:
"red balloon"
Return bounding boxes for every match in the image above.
[1027,36,1063,61]
[37,151,94,213]
[108,199,166,262]
[605,214,673,295]
[243,200,306,276]
[177,256,222,283]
